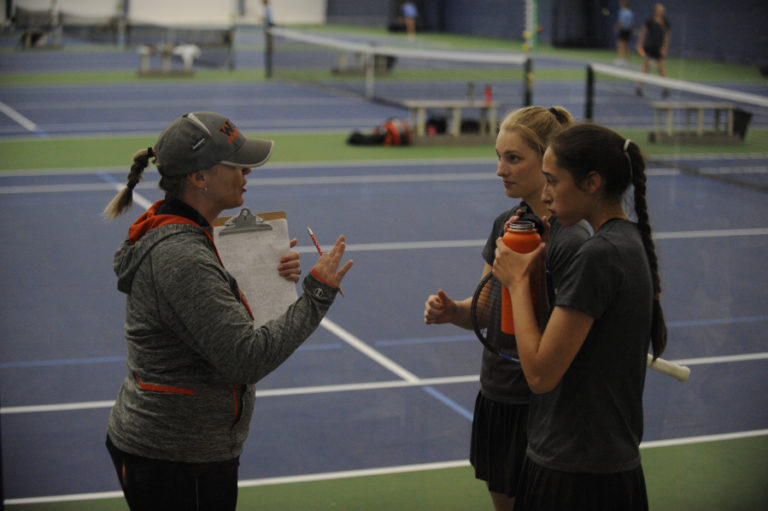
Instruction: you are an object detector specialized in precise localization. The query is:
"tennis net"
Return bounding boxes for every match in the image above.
[585,62,768,191]
[266,27,533,111]
[585,62,768,135]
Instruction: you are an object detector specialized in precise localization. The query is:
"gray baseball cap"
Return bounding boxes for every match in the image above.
[153,112,274,177]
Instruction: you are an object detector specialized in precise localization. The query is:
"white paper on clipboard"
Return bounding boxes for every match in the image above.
[212,209,298,327]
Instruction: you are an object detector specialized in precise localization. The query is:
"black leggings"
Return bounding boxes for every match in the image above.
[106,435,240,511]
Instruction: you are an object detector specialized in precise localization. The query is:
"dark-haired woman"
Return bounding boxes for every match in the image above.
[423,106,590,511]
[493,123,667,510]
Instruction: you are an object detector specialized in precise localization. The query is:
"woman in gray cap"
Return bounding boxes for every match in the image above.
[103,112,353,510]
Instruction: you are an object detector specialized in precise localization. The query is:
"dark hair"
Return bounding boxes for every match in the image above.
[102,147,188,220]
[550,123,667,359]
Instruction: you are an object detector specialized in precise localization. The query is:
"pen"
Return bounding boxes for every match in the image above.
[307,227,344,297]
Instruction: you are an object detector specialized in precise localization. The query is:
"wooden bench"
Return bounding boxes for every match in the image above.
[14,6,61,48]
[138,44,199,77]
[402,99,499,145]
[650,101,741,144]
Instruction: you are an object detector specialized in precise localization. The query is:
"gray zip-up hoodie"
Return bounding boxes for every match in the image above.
[107,201,338,463]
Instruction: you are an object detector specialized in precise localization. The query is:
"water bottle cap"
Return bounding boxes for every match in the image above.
[506,220,537,232]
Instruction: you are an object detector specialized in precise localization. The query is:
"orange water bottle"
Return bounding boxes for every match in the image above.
[500,220,541,334]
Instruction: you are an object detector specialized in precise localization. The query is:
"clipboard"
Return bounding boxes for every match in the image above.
[212,209,298,327]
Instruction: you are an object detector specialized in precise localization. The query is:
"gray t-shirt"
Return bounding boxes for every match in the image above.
[526,218,652,473]
[479,204,590,404]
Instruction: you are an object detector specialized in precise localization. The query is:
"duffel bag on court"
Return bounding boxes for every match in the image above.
[347,118,411,146]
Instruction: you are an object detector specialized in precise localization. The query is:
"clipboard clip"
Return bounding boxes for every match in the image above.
[219,208,273,235]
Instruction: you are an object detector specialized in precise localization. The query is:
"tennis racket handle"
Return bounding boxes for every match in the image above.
[646,354,691,382]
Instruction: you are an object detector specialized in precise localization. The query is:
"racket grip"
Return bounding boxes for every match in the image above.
[501,287,515,334]
[646,354,691,382]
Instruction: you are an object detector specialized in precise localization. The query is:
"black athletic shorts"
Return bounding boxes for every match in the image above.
[514,456,649,511]
[617,28,632,41]
[643,45,662,60]
[469,391,529,497]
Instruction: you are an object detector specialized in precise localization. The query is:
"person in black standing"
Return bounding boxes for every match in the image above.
[636,3,671,97]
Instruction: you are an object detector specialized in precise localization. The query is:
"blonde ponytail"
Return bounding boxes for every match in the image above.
[102,147,153,220]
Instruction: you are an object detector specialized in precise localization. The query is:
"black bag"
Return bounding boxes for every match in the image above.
[347,118,411,146]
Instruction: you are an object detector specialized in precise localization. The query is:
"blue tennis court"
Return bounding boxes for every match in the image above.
[2,149,768,501]
[1,22,768,509]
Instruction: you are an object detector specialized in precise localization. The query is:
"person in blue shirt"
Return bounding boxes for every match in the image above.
[614,1,635,64]
[400,1,419,40]
[261,0,273,27]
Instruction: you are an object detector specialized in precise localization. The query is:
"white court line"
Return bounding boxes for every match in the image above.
[0,167,757,194]
[699,166,768,175]
[653,153,768,161]
[106,181,153,210]
[3,352,767,415]
[5,429,768,505]
[0,172,497,194]
[651,227,768,240]
[256,375,478,397]
[313,227,768,253]
[0,101,38,132]
[0,376,479,415]
[296,226,768,254]
[0,158,494,176]
[0,400,119,415]
[671,352,768,366]
[0,161,739,180]
[314,239,487,252]
[7,156,760,177]
[320,318,420,382]
[640,428,768,449]
[2,157,764,177]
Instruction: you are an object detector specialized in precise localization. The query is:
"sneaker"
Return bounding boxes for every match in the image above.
[635,87,643,97]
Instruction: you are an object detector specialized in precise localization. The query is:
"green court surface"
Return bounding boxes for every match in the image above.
[1,128,767,173]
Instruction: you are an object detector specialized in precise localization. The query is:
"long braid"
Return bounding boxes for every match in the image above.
[102,147,153,220]
[553,125,668,359]
[627,141,667,358]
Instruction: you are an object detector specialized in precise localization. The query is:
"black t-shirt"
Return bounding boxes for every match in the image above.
[643,16,670,51]
[526,218,652,473]
[478,203,591,404]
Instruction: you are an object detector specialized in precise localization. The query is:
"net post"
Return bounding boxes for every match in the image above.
[227,27,236,71]
[524,57,533,107]
[585,64,595,121]
[364,48,375,99]
[264,26,273,79]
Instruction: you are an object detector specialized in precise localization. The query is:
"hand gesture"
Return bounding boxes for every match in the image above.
[424,289,456,324]
[311,235,353,289]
